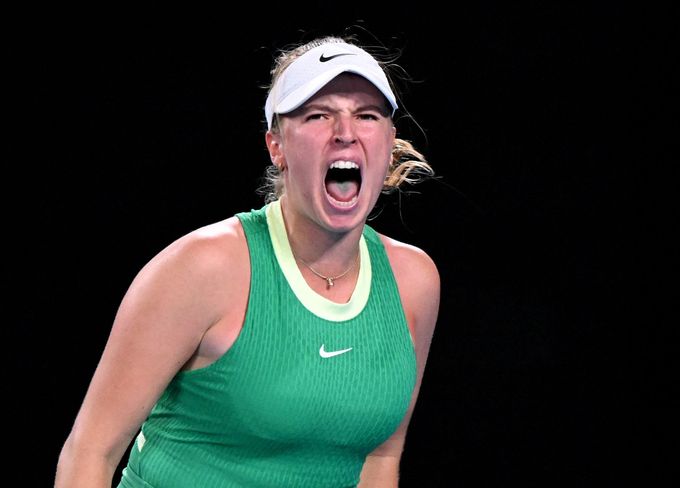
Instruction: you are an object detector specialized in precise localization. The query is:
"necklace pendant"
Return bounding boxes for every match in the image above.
[326,277,334,288]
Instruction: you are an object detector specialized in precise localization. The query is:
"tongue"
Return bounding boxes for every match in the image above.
[326,180,359,202]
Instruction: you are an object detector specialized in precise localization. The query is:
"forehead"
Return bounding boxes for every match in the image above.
[305,73,388,107]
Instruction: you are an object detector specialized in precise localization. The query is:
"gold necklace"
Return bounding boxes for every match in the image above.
[295,252,359,288]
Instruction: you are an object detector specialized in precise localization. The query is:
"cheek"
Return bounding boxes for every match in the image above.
[366,152,392,188]
[282,129,324,162]
[374,134,395,167]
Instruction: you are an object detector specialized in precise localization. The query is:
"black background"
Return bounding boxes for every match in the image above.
[9,1,673,486]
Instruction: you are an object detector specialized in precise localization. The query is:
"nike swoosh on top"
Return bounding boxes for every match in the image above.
[319,53,356,62]
[319,344,353,358]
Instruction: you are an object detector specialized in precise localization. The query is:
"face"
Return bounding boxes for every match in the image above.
[266,73,396,234]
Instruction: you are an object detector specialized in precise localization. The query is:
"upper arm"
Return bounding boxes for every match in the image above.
[65,218,248,463]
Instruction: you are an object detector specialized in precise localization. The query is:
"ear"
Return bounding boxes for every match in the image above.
[265,130,285,170]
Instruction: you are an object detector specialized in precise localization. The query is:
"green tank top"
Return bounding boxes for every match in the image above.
[118,200,416,488]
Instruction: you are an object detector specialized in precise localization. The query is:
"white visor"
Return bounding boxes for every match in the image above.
[264,42,398,129]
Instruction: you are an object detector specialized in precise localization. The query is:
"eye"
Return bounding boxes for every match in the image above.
[305,113,328,121]
[357,113,380,121]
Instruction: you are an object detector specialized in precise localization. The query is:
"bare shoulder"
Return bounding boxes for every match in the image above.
[182,215,250,293]
[122,215,249,336]
[156,216,247,273]
[377,233,440,293]
[377,233,440,338]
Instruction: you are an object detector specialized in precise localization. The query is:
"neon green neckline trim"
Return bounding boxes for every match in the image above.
[266,200,371,322]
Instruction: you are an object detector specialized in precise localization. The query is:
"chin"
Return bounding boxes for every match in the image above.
[322,198,372,232]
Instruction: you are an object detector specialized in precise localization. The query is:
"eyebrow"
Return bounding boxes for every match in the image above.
[301,103,390,115]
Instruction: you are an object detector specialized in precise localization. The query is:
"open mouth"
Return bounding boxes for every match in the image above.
[324,161,361,207]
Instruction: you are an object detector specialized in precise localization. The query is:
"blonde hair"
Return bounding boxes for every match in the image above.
[258,35,433,204]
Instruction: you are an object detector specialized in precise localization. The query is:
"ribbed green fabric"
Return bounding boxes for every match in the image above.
[118,202,416,488]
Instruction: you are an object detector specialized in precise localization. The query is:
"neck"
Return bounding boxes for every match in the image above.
[279,196,363,279]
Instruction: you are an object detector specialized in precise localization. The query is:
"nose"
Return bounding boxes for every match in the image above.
[333,116,357,146]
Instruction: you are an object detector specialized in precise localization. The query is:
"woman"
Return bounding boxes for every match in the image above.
[56,35,440,488]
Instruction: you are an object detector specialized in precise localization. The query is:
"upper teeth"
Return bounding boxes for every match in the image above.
[330,160,359,169]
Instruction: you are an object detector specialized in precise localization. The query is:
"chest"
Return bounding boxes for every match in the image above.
[224,300,413,440]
